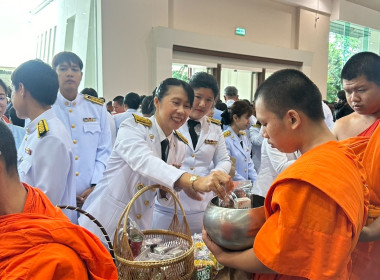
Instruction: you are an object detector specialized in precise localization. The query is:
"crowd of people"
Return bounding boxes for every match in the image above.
[0,50,379,279]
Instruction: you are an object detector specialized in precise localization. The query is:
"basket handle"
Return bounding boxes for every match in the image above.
[57,205,114,261]
[113,184,191,259]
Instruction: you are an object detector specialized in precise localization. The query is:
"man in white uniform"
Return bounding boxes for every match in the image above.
[51,52,112,207]
[11,59,76,223]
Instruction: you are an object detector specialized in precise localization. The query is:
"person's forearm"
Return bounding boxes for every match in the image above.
[219,248,275,274]
[360,216,380,242]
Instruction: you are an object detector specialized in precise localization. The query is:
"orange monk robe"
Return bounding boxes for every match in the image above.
[0,183,118,280]
[350,120,380,280]
[357,118,380,137]
[252,141,368,280]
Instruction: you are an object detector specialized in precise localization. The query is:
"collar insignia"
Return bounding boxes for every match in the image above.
[209,117,222,126]
[37,119,49,138]
[174,130,188,145]
[133,114,152,127]
[223,130,231,138]
[83,94,104,106]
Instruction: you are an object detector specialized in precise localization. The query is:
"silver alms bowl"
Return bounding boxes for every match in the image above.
[203,196,266,251]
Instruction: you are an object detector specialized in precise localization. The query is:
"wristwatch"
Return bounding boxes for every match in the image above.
[189,175,199,191]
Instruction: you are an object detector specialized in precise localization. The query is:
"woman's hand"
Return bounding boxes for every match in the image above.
[175,171,233,200]
[194,171,233,199]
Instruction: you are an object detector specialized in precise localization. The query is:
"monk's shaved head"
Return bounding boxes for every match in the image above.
[0,122,18,176]
[254,69,324,121]
[341,52,380,86]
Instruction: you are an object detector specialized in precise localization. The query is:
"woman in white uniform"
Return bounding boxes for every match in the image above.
[222,101,257,183]
[79,78,233,245]
[153,72,231,234]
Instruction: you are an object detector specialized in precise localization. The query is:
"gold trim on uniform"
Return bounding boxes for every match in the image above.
[223,130,231,138]
[37,119,49,138]
[83,118,97,122]
[240,131,246,136]
[174,130,189,145]
[209,117,222,126]
[252,124,261,128]
[205,139,218,145]
[83,94,104,105]
[133,114,152,127]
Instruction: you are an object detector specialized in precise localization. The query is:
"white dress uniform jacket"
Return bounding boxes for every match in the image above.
[153,116,231,234]
[249,124,264,173]
[252,138,300,197]
[224,127,257,182]
[79,115,187,244]
[6,122,25,149]
[114,108,142,132]
[52,93,112,195]
[17,109,77,223]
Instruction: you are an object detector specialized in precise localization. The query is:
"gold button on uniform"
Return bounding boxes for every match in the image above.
[244,169,247,173]
[136,183,144,190]
[69,109,73,113]
[136,214,142,219]
[144,201,149,206]
[191,154,195,158]
[75,172,79,176]
[73,140,77,144]
[190,167,194,170]
[65,101,69,106]
[75,156,79,160]
[71,124,75,128]
[73,102,76,106]
[244,158,247,162]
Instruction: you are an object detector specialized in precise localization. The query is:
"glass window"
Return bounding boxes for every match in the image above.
[328,21,380,102]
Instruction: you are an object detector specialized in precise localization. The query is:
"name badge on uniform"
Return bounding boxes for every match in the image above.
[25,147,32,155]
[83,118,97,122]
[205,139,218,145]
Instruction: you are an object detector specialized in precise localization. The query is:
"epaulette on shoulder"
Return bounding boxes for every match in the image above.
[174,130,189,145]
[209,117,222,126]
[252,123,261,128]
[37,119,49,138]
[83,94,104,106]
[223,130,231,138]
[240,131,246,136]
[133,114,152,127]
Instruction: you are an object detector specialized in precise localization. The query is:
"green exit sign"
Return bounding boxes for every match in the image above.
[235,27,246,36]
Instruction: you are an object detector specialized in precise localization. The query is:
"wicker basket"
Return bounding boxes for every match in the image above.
[113,185,195,280]
[57,205,115,260]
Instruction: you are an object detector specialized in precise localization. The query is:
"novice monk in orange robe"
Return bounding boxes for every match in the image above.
[203,69,368,280]
[0,122,117,280]
[332,52,380,280]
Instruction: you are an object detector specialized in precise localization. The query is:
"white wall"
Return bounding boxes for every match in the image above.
[101,0,169,98]
[100,0,331,100]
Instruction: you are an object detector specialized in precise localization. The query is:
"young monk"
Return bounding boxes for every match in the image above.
[203,69,369,279]
[0,122,117,279]
[332,52,380,280]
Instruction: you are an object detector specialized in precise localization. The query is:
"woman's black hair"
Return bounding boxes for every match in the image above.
[154,78,194,107]
[221,100,253,126]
